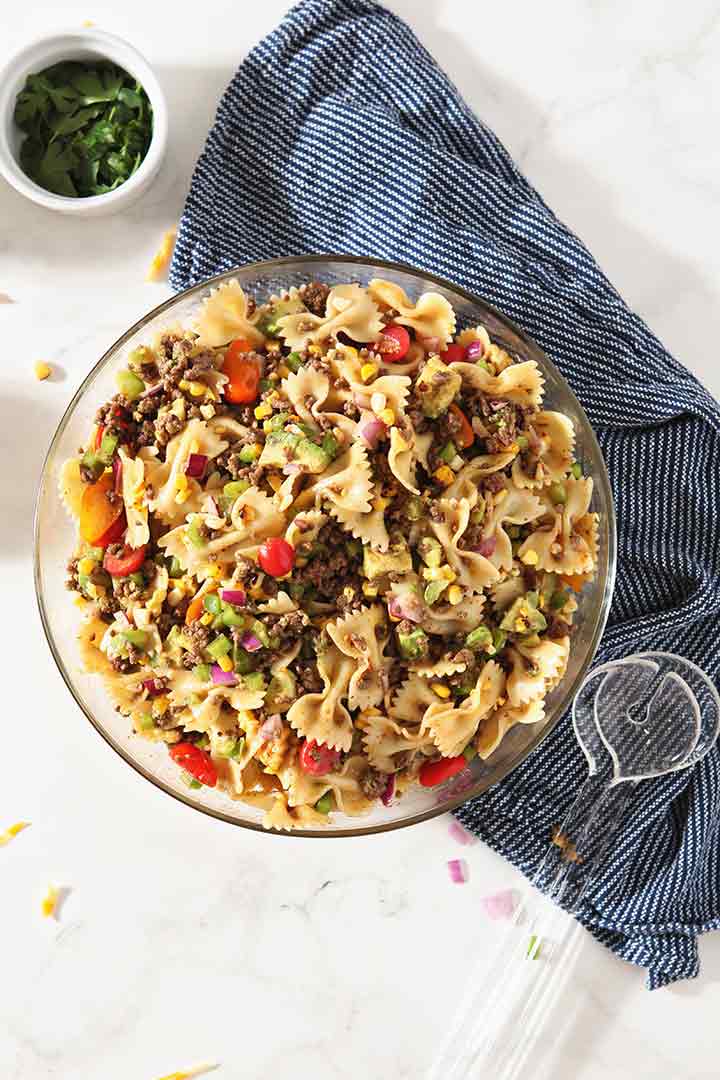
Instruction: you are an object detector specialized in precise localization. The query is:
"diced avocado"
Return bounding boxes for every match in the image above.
[465,626,493,651]
[258,297,305,336]
[424,580,449,606]
[363,539,413,580]
[397,626,429,660]
[500,593,548,635]
[263,411,291,433]
[295,437,334,474]
[238,442,261,463]
[418,536,443,568]
[470,497,486,525]
[80,448,106,482]
[266,670,297,713]
[286,351,302,373]
[315,792,334,814]
[259,430,301,468]
[212,733,240,758]
[243,671,267,692]
[415,356,462,418]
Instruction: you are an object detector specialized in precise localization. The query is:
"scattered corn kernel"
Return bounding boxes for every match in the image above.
[265,340,281,353]
[206,564,223,580]
[78,557,95,576]
[373,496,390,511]
[342,586,356,601]
[41,885,60,918]
[267,474,283,492]
[521,549,539,566]
[34,361,52,380]
[0,822,30,847]
[200,612,213,626]
[378,407,395,426]
[170,397,186,420]
[447,585,463,606]
[146,227,176,282]
[508,443,519,454]
[370,391,387,413]
[175,473,189,492]
[431,683,451,699]
[187,382,206,398]
[254,403,273,420]
[308,345,323,356]
[362,581,379,597]
[434,465,455,486]
[217,654,234,673]
[360,362,378,383]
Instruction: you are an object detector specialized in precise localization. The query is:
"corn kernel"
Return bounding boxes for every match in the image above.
[175,473,188,492]
[265,340,281,353]
[254,403,272,420]
[178,379,190,391]
[189,439,199,454]
[217,654,234,672]
[200,612,213,626]
[34,361,52,380]
[342,586,356,600]
[362,581,379,597]
[521,549,539,566]
[267,474,283,492]
[308,345,323,356]
[206,564,223,579]
[373,496,390,511]
[360,362,378,383]
[509,443,519,454]
[199,403,216,420]
[152,696,169,717]
[447,585,463,606]
[378,408,395,426]
[344,346,359,360]
[431,682,451,699]
[187,381,206,397]
[434,465,455,486]
[170,397,186,420]
[78,557,95,576]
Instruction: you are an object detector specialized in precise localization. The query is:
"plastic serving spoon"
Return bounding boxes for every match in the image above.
[428,651,720,1080]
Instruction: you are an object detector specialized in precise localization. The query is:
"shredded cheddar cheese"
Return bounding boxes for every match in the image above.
[146,228,177,282]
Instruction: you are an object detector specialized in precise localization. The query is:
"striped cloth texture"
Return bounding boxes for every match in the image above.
[170,0,720,987]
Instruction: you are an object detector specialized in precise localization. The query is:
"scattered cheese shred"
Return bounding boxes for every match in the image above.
[34,361,52,381]
[146,228,177,282]
[0,821,30,846]
[41,885,60,918]
[157,1065,218,1080]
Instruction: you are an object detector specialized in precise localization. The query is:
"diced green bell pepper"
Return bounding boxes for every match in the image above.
[207,634,232,659]
[120,629,149,649]
[115,368,145,400]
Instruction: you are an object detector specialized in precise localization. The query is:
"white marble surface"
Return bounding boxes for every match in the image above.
[2,2,720,1078]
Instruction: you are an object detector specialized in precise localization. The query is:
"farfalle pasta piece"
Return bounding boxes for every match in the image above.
[281,365,330,427]
[257,591,298,615]
[518,476,595,575]
[474,698,544,758]
[368,279,456,343]
[410,656,470,678]
[506,637,570,707]
[311,442,373,514]
[422,661,505,757]
[358,712,434,772]
[453,359,544,408]
[326,604,389,711]
[489,575,526,614]
[330,502,390,553]
[512,411,576,490]
[388,427,419,494]
[420,593,487,635]
[389,675,440,725]
[148,420,229,525]
[480,481,545,572]
[285,509,327,547]
[286,642,355,751]
[445,451,518,502]
[195,279,265,347]
[277,283,384,350]
[58,458,84,519]
[430,497,500,591]
[263,794,328,832]
[118,447,149,549]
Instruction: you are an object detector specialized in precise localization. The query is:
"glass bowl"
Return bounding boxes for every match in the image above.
[34,256,616,837]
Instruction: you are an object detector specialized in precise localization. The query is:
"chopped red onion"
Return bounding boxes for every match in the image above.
[112,455,123,494]
[481,889,517,921]
[138,381,164,399]
[240,631,263,653]
[221,588,246,607]
[142,679,163,697]
[464,339,486,361]
[474,536,496,558]
[185,453,208,479]
[448,819,476,846]
[388,593,423,623]
[211,664,237,686]
[448,858,469,884]
[358,416,387,449]
[259,713,283,741]
[380,774,396,806]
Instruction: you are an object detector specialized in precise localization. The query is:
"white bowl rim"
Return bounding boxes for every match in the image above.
[0,27,168,212]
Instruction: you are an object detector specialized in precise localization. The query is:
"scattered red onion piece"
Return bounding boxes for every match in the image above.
[388,592,423,623]
[464,339,486,361]
[240,631,263,653]
[358,416,387,449]
[448,819,476,846]
[185,453,208,479]
[448,858,469,884]
[480,889,517,921]
[475,536,496,558]
[259,714,283,741]
[380,774,396,806]
[142,679,163,697]
[138,381,164,399]
[221,588,246,607]
[211,664,237,687]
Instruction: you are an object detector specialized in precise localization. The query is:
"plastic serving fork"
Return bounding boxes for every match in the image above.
[429,651,720,1080]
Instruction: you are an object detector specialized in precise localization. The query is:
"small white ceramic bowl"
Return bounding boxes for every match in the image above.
[0,29,168,216]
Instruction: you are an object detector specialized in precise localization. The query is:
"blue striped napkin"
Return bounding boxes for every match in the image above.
[170,0,720,987]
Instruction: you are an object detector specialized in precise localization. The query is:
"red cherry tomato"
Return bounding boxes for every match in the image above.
[258,537,295,577]
[223,339,261,404]
[419,755,468,787]
[441,343,465,364]
[95,511,127,548]
[299,739,342,777]
[169,742,218,787]
[103,544,147,578]
[375,323,410,362]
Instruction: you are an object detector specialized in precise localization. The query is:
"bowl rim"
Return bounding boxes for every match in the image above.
[34,254,617,838]
[0,28,168,212]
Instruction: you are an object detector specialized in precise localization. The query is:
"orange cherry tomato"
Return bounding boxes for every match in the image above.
[449,403,474,449]
[80,472,126,547]
[185,594,205,624]
[223,339,261,404]
[419,755,467,787]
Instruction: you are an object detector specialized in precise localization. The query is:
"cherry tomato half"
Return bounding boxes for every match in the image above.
[223,339,261,404]
[103,544,147,578]
[375,323,410,362]
[299,739,342,777]
[258,537,295,578]
[441,343,465,364]
[169,742,218,787]
[418,755,468,787]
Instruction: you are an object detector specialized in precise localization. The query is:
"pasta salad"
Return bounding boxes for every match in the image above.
[60,277,599,830]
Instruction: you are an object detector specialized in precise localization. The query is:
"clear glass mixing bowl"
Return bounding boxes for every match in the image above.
[34,256,616,837]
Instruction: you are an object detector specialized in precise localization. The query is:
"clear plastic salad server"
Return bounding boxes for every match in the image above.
[429,652,720,1080]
